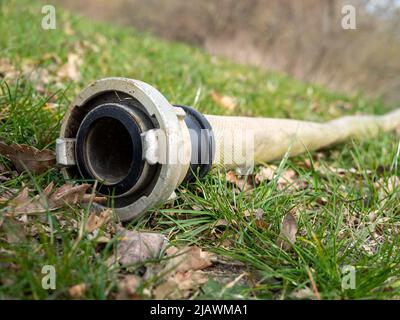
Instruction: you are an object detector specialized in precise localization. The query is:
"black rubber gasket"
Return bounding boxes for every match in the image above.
[75,103,144,196]
[175,105,215,182]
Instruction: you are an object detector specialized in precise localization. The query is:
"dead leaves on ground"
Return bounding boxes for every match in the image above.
[152,246,213,299]
[115,230,168,267]
[85,209,112,233]
[68,283,88,299]
[153,269,209,299]
[112,237,214,300]
[0,162,14,182]
[114,243,214,300]
[1,182,106,215]
[226,165,305,193]
[374,175,399,201]
[0,36,102,99]
[211,91,237,111]
[108,230,213,299]
[0,141,55,174]
[277,212,298,251]
[117,275,142,300]
[57,53,82,81]
[225,171,254,192]
[0,58,17,79]
[164,246,213,273]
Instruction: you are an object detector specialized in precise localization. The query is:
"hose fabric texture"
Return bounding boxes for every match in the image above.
[205,109,400,167]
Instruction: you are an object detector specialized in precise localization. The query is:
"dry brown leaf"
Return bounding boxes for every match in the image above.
[153,278,178,300]
[63,21,75,36]
[211,91,237,111]
[290,286,316,299]
[253,208,267,229]
[0,186,44,214]
[46,183,106,209]
[317,166,372,177]
[226,171,254,192]
[153,270,208,299]
[374,176,400,202]
[278,169,297,184]
[0,141,55,174]
[0,106,9,121]
[0,58,17,79]
[85,209,112,233]
[68,283,87,299]
[43,102,59,113]
[255,165,280,183]
[116,230,168,267]
[214,219,228,228]
[117,275,141,300]
[165,246,213,273]
[277,212,298,251]
[256,166,302,191]
[3,183,106,215]
[0,163,8,179]
[1,218,26,244]
[57,53,82,81]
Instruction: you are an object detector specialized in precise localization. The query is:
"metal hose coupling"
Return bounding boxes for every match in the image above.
[57,78,400,221]
[56,78,214,221]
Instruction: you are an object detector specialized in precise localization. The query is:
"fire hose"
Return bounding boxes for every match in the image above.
[56,78,400,221]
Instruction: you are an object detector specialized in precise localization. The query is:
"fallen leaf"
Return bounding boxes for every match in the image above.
[255,166,277,183]
[290,286,316,299]
[317,166,372,177]
[1,218,26,244]
[0,163,12,182]
[46,183,106,209]
[226,171,254,192]
[63,21,75,36]
[255,165,300,190]
[43,102,59,113]
[68,283,87,299]
[85,209,112,233]
[57,53,82,81]
[253,208,267,229]
[116,230,168,267]
[0,186,40,213]
[374,175,400,203]
[165,246,213,273]
[117,275,141,300]
[0,141,55,174]
[153,278,178,300]
[211,91,237,111]
[0,58,17,79]
[277,212,298,251]
[153,270,208,299]
[2,183,106,214]
[215,219,228,228]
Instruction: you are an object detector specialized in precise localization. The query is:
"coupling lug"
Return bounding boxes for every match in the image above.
[56,138,76,166]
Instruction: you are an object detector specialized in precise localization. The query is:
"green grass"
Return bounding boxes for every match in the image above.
[1,0,400,299]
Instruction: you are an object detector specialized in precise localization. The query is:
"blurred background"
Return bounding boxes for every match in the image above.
[55,0,400,105]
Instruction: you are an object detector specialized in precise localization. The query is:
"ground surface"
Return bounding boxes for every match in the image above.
[0,0,399,299]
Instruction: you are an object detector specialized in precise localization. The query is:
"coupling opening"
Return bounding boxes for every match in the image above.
[75,103,145,197]
[85,117,134,185]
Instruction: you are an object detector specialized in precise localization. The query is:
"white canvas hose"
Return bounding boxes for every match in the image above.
[206,109,400,167]
[56,78,400,220]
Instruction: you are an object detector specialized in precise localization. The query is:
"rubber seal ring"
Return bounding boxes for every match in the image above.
[75,103,144,196]
[175,105,215,182]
